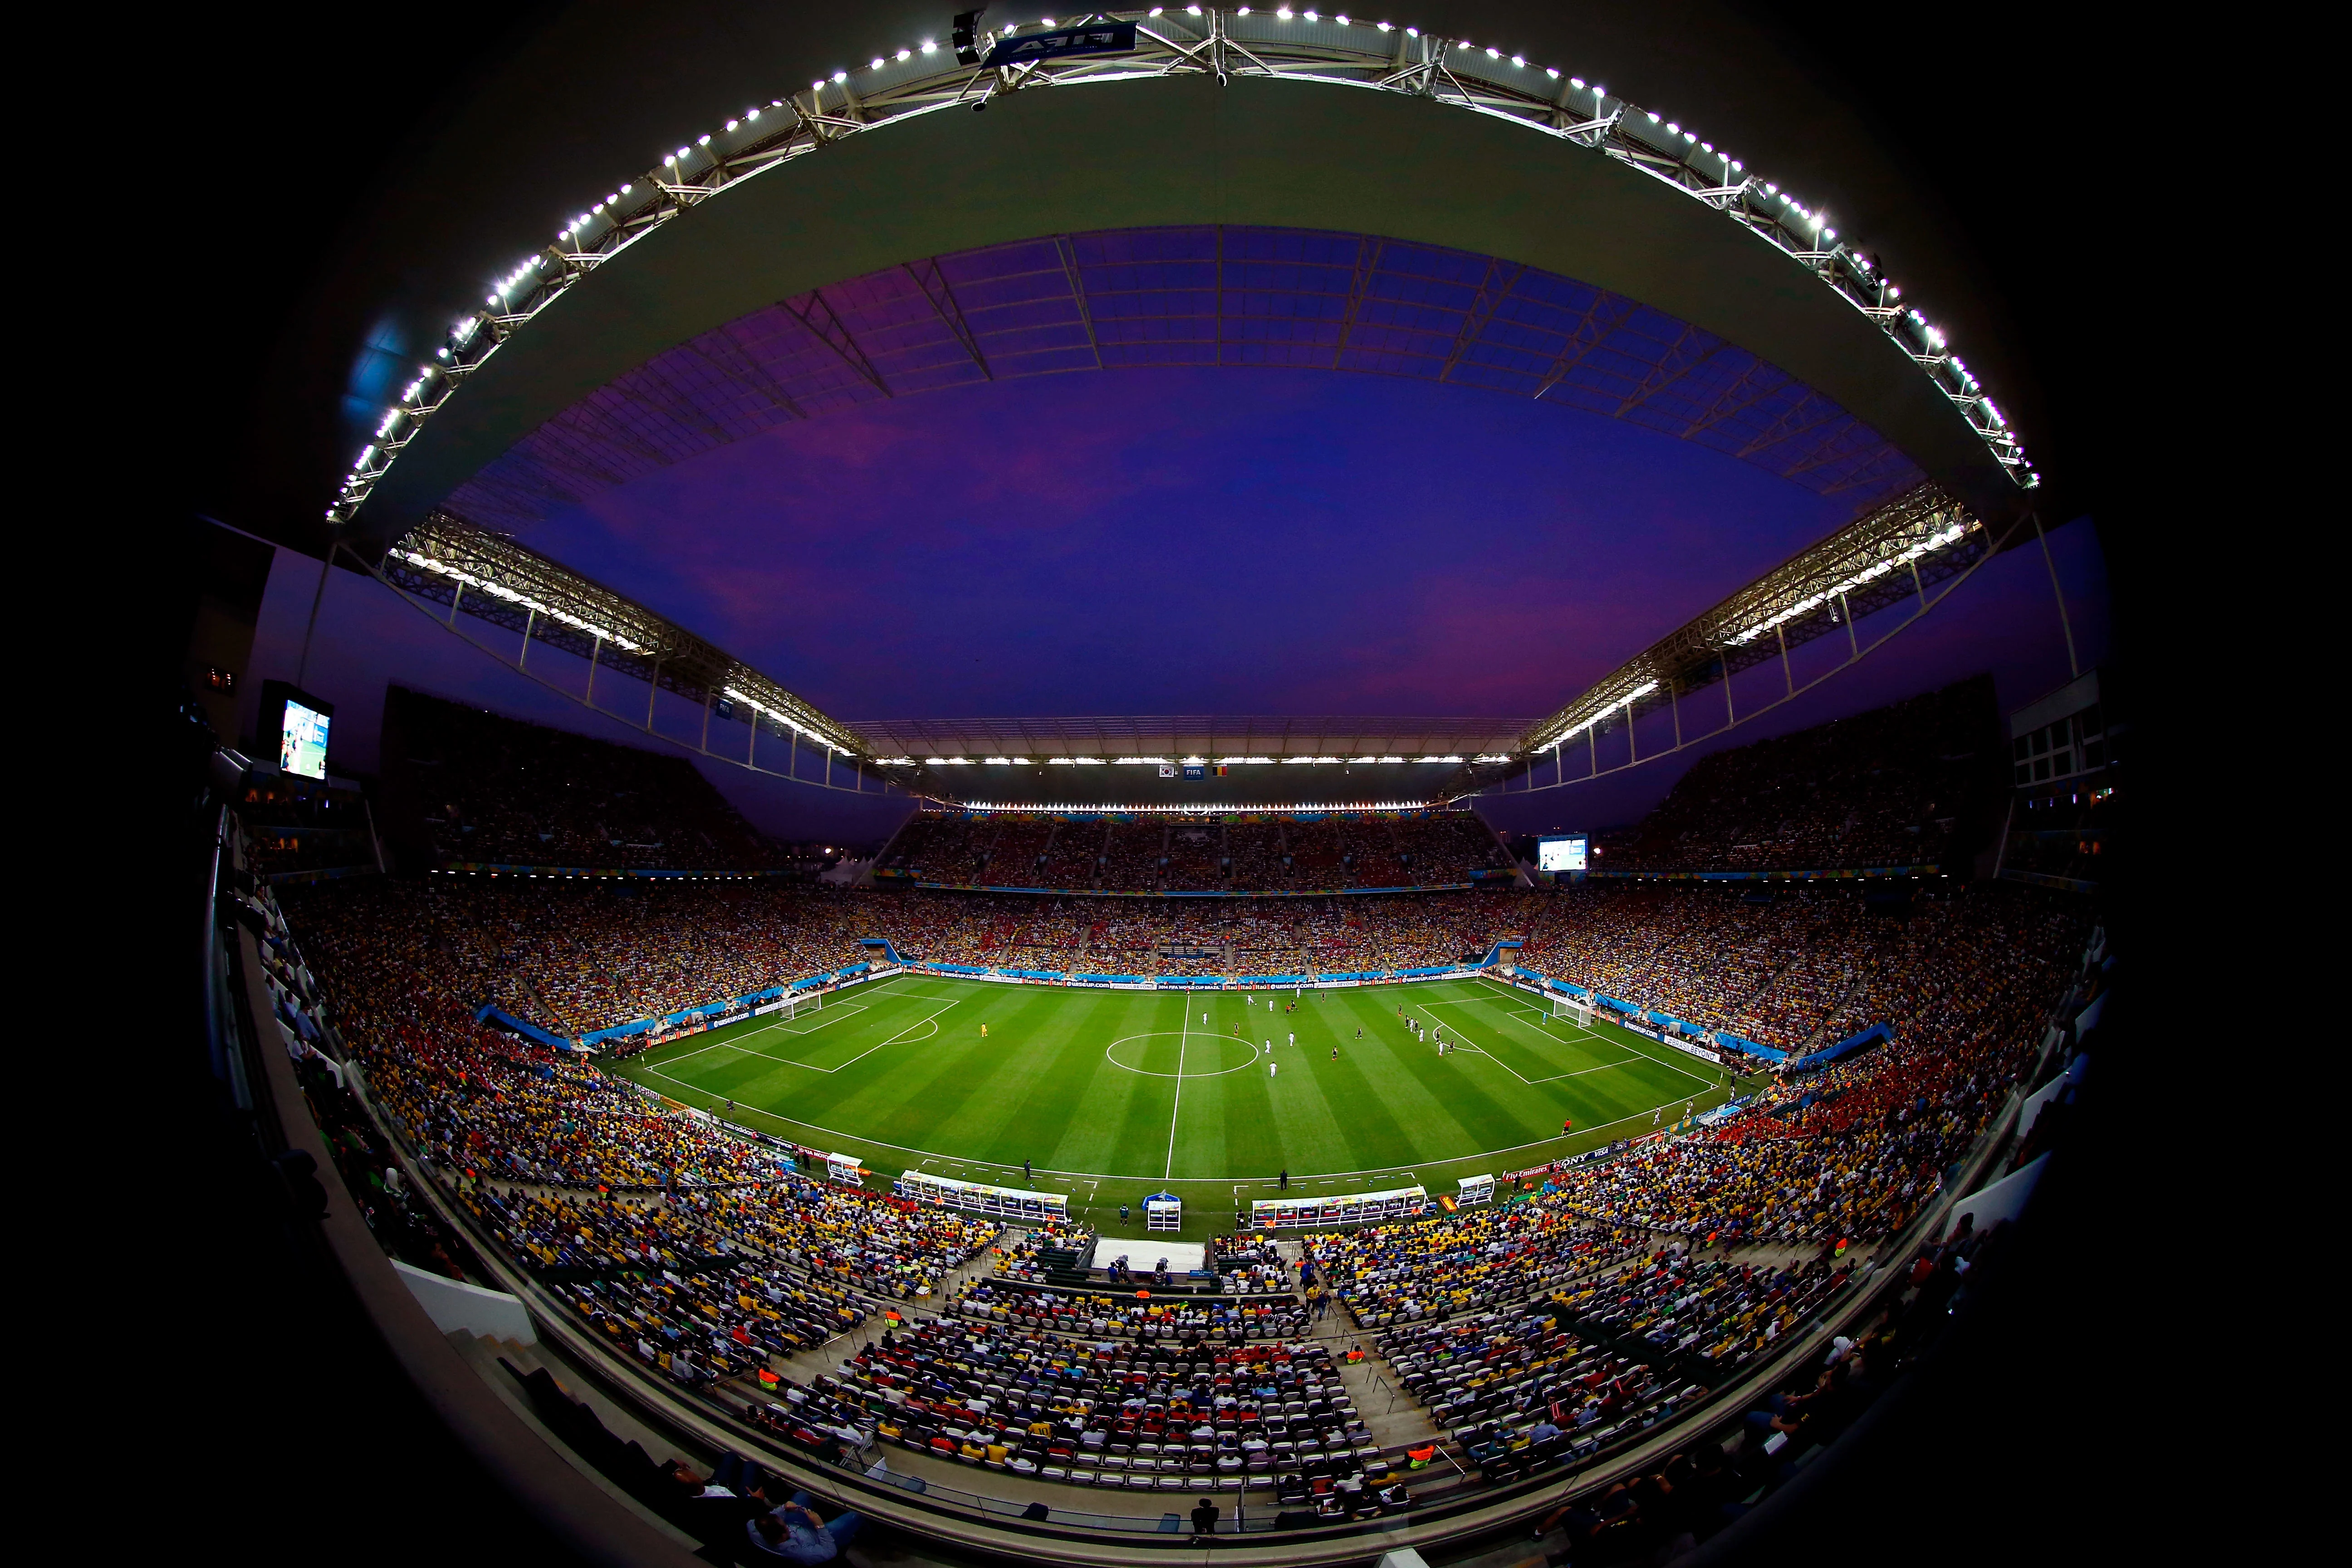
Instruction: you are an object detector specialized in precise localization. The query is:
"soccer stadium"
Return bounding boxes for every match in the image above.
[162,6,2131,1566]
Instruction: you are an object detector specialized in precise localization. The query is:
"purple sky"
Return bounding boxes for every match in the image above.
[244,364,2104,842]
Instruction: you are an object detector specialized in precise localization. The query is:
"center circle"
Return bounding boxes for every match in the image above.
[1104,1031,1265,1078]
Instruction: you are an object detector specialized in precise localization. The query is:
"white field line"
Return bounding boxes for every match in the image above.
[829,1000,960,1072]
[649,997,950,1080]
[1412,1000,1638,1084]
[1423,995,1719,1091]
[1166,997,1190,1180]
[679,1095,1686,1186]
[646,1001,871,1069]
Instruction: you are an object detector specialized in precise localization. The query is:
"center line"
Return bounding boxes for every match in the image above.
[1165,999,1190,1180]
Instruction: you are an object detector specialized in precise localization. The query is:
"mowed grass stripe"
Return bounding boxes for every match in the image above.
[612,976,1746,1183]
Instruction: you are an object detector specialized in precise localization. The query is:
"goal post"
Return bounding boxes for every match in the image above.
[1550,994,1591,1029]
[785,990,822,1022]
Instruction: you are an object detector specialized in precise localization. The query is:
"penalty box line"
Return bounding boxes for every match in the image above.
[643,1000,872,1070]
[1425,995,1721,1093]
[1416,998,1643,1083]
[648,996,955,1081]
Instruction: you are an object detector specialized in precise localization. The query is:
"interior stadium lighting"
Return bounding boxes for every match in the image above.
[1416,754,1464,763]
[696,134,711,146]
[721,685,848,752]
[1475,753,1513,762]
[832,70,848,83]
[936,756,973,764]
[1377,755,1404,763]
[870,58,885,69]
[982,756,1015,764]
[1112,756,1171,764]
[1047,757,1078,764]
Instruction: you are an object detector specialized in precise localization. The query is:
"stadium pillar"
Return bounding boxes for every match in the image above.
[748,714,757,768]
[1627,698,1639,764]
[2031,512,2080,678]
[1777,623,1794,697]
[585,634,601,706]
[1671,682,1682,749]
[700,689,711,753]
[295,544,331,688]
[1724,659,1736,726]
[1911,558,1927,612]
[446,580,465,627]
[646,657,661,728]
[1841,592,1859,659]
[518,608,536,671]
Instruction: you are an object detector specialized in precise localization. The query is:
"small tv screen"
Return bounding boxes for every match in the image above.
[279,697,332,780]
[1537,834,1588,872]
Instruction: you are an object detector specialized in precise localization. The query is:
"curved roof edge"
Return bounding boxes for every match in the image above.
[348,69,2026,546]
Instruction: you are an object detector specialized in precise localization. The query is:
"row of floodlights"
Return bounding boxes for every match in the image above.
[1532,514,1978,751]
[327,7,2034,529]
[1725,518,1976,646]
[429,869,764,878]
[397,548,644,653]
[951,800,1439,812]
[393,549,855,754]
[881,753,1495,765]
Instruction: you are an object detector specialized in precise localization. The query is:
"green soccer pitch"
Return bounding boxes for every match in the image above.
[612,974,1762,1243]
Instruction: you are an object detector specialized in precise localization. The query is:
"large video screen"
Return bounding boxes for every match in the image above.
[1537,834,1588,872]
[279,698,332,780]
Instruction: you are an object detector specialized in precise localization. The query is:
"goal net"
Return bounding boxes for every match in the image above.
[784,991,822,1022]
[1550,995,1591,1029]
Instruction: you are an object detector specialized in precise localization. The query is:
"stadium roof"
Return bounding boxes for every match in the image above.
[328,9,2054,810]
[332,10,2034,547]
[418,225,1931,536]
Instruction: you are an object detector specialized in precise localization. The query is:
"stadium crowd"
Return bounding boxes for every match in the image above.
[264,875,1000,1318]
[1590,676,1997,872]
[838,1316,1394,1506]
[882,812,1506,892]
[381,686,796,870]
